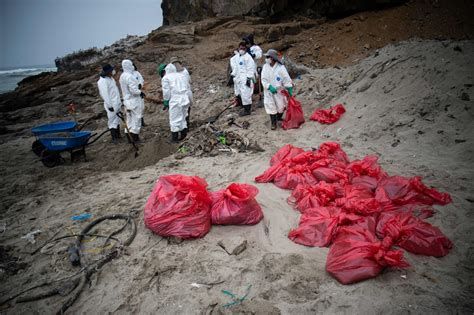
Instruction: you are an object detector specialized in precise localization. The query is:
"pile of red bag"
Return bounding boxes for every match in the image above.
[255,143,453,284]
[144,175,263,239]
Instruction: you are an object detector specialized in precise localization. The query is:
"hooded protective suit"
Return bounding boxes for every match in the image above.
[229,51,240,97]
[97,75,121,129]
[162,64,190,132]
[231,52,255,106]
[261,62,292,115]
[119,60,142,134]
[133,69,145,120]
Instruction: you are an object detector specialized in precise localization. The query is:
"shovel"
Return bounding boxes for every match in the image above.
[116,112,139,158]
[206,100,235,124]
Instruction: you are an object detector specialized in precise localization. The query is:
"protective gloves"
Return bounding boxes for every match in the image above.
[286,86,293,96]
[246,78,252,88]
[108,107,114,112]
[140,92,146,99]
[269,85,277,94]
[163,100,169,110]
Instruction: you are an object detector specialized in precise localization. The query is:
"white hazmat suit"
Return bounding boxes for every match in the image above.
[231,52,255,106]
[97,75,121,129]
[229,51,240,97]
[119,60,142,134]
[133,69,145,121]
[261,62,292,115]
[162,64,190,132]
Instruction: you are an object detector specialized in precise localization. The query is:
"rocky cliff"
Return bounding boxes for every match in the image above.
[161,0,406,25]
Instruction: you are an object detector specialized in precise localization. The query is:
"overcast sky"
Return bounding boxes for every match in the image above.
[0,0,163,69]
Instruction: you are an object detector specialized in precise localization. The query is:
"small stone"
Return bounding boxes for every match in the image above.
[453,45,462,52]
[218,237,247,255]
[363,44,371,50]
[460,92,470,101]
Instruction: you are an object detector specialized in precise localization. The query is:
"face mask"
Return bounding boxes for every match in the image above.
[265,58,272,65]
[112,70,116,75]
[239,49,246,56]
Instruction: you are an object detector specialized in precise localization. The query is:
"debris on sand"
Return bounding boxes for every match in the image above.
[175,124,264,159]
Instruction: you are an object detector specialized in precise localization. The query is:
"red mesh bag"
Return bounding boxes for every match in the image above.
[210,183,263,225]
[144,175,212,239]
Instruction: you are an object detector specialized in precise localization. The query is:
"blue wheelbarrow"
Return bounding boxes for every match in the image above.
[31,118,96,156]
[36,130,110,167]
[31,120,110,167]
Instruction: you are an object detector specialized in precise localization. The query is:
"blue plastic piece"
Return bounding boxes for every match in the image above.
[39,131,91,152]
[71,213,92,221]
[32,121,77,136]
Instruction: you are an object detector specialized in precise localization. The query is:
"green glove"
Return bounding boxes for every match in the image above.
[286,86,293,96]
[163,100,169,109]
[269,85,277,94]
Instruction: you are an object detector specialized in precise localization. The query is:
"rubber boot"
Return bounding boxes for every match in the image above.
[179,128,188,141]
[171,132,179,144]
[277,112,284,121]
[110,129,118,144]
[186,107,191,128]
[235,95,243,107]
[270,114,277,130]
[141,118,146,127]
[239,105,251,117]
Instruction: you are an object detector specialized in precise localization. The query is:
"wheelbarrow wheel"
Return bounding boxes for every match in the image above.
[32,140,45,156]
[40,149,61,168]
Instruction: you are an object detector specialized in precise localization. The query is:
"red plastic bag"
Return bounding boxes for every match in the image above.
[288,206,361,247]
[314,142,350,164]
[274,164,317,190]
[280,90,305,130]
[312,166,349,184]
[144,175,212,239]
[210,183,263,225]
[375,176,452,211]
[310,104,346,124]
[376,212,453,257]
[337,184,381,215]
[288,182,343,213]
[347,155,387,180]
[270,144,304,166]
[326,224,409,284]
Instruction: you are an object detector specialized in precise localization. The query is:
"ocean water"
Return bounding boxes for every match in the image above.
[0,66,57,94]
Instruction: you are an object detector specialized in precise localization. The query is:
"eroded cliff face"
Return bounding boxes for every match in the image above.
[161,0,406,25]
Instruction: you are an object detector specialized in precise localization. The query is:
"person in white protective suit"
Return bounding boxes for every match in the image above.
[261,49,293,130]
[162,63,190,143]
[243,34,264,105]
[97,64,122,143]
[231,41,256,116]
[170,56,193,127]
[229,50,242,107]
[119,59,144,143]
[132,61,146,127]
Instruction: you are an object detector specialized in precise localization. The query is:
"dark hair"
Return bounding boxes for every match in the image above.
[239,41,247,48]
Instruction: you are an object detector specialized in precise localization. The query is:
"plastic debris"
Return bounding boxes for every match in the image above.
[71,213,93,221]
[21,230,42,244]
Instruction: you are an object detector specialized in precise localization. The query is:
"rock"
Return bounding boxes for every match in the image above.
[356,81,372,93]
[453,45,463,52]
[364,43,371,50]
[266,26,283,42]
[148,25,196,45]
[218,237,247,255]
[460,92,470,101]
[161,0,407,25]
